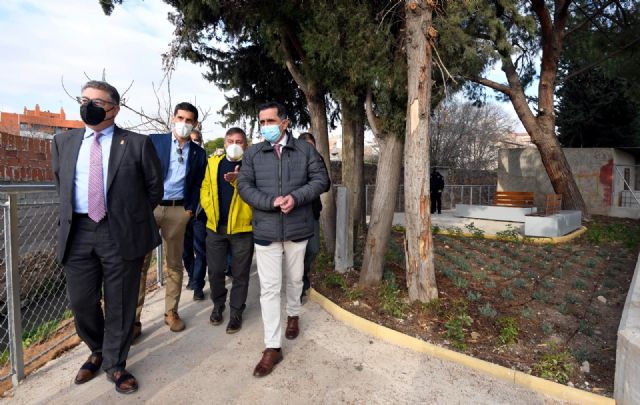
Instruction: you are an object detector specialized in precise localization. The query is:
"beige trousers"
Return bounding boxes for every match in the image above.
[136,205,191,320]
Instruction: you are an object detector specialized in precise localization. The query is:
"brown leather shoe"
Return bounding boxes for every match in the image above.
[132,322,142,343]
[253,348,283,377]
[285,316,299,340]
[74,354,103,384]
[164,310,186,332]
[107,369,139,394]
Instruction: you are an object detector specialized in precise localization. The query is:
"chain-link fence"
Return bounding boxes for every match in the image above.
[0,185,74,385]
[365,184,497,215]
[0,184,165,387]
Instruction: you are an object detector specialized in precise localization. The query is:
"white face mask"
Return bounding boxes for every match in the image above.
[173,122,193,139]
[225,144,244,161]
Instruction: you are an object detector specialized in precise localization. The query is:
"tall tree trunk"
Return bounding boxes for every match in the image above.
[340,99,366,248]
[307,91,337,254]
[403,0,438,302]
[360,133,403,286]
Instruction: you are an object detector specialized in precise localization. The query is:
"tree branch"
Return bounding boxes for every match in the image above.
[469,76,512,96]
[278,29,310,94]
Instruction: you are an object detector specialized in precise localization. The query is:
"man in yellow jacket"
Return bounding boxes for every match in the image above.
[200,127,253,333]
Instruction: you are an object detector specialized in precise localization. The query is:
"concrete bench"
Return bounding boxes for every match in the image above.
[523,210,582,237]
[454,204,537,222]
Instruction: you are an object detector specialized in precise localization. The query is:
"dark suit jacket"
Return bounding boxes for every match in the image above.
[149,133,207,212]
[52,125,164,262]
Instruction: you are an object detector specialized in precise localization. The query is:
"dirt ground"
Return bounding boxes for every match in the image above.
[312,215,640,398]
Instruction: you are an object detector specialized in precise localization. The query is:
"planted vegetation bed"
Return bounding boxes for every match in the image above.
[311,216,640,397]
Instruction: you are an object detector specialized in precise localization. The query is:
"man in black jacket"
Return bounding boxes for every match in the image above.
[430,168,445,214]
[237,102,329,377]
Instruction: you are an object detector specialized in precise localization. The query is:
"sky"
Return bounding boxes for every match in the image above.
[0,0,525,143]
[0,0,228,141]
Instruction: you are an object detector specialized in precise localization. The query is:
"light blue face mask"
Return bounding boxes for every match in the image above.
[261,125,282,143]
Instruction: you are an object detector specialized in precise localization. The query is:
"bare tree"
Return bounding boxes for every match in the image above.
[430,98,515,170]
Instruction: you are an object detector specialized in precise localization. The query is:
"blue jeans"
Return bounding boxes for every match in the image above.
[183,216,207,291]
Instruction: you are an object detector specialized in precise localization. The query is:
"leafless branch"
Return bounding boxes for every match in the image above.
[60,76,78,101]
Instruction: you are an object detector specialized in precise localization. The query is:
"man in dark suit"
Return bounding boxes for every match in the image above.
[134,102,207,336]
[52,80,163,394]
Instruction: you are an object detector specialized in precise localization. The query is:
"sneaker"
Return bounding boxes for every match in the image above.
[193,289,205,301]
[164,310,186,332]
[210,305,225,325]
[226,313,242,334]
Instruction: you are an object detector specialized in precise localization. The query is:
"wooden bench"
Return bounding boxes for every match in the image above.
[494,191,535,208]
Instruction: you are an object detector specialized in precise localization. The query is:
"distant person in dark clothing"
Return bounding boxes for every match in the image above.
[297,132,329,302]
[430,168,444,214]
[183,129,208,300]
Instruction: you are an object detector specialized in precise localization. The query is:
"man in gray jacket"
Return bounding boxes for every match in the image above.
[237,101,329,377]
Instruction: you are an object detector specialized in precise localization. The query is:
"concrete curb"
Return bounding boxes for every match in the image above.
[309,287,613,405]
[435,225,588,244]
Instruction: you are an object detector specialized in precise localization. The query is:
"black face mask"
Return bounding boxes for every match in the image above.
[80,101,107,126]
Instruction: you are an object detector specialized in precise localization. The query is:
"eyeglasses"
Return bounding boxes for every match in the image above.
[176,147,184,164]
[75,96,116,108]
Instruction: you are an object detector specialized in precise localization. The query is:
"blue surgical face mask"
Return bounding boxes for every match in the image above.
[261,125,282,143]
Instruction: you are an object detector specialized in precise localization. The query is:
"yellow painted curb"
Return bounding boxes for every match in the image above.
[309,287,613,405]
[435,226,588,244]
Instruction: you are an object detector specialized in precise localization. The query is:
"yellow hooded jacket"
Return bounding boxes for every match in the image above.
[200,154,252,233]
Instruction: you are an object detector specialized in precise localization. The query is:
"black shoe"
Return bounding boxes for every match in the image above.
[210,306,225,325]
[193,289,205,301]
[186,281,194,291]
[226,313,242,334]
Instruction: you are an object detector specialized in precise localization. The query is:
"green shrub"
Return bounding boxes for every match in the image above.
[532,290,549,303]
[467,290,482,301]
[532,345,576,384]
[464,222,485,239]
[572,278,587,290]
[521,307,535,319]
[479,302,497,318]
[497,317,519,345]
[496,225,521,243]
[501,287,515,300]
[445,314,473,350]
[512,278,527,289]
[542,321,554,335]
[323,272,347,289]
[453,276,469,290]
[484,279,497,289]
[379,280,408,318]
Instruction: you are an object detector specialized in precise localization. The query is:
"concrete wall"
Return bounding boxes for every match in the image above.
[615,253,640,404]
[497,148,619,216]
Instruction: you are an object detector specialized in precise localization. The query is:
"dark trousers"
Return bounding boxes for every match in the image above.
[302,219,320,295]
[206,227,253,315]
[183,216,207,291]
[63,216,143,372]
[430,192,442,214]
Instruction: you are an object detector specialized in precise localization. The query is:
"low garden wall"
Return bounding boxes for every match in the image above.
[615,252,640,404]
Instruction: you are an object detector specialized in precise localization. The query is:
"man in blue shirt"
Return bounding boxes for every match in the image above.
[134,102,207,337]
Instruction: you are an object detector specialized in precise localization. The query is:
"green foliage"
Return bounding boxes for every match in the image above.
[557,302,569,315]
[204,138,225,156]
[497,317,519,345]
[467,290,482,301]
[500,269,515,278]
[542,322,554,335]
[0,350,8,367]
[512,278,527,289]
[472,271,487,281]
[532,345,576,384]
[542,278,555,289]
[585,222,640,250]
[324,272,347,290]
[500,287,515,300]
[445,314,473,350]
[446,226,464,238]
[532,290,549,303]
[565,292,579,305]
[453,276,469,290]
[585,258,598,269]
[484,279,497,289]
[572,278,587,290]
[479,302,497,318]
[496,225,521,243]
[521,307,535,319]
[422,298,445,316]
[579,319,594,336]
[379,280,408,318]
[464,222,485,239]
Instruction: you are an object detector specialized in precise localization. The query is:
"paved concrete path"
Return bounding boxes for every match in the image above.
[4,266,566,404]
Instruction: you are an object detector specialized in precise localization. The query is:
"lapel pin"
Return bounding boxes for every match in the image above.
[120,140,125,145]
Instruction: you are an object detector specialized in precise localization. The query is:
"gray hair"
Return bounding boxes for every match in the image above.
[81,80,121,105]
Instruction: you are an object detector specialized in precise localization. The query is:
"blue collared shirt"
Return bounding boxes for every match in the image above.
[73,125,114,213]
[163,137,190,200]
